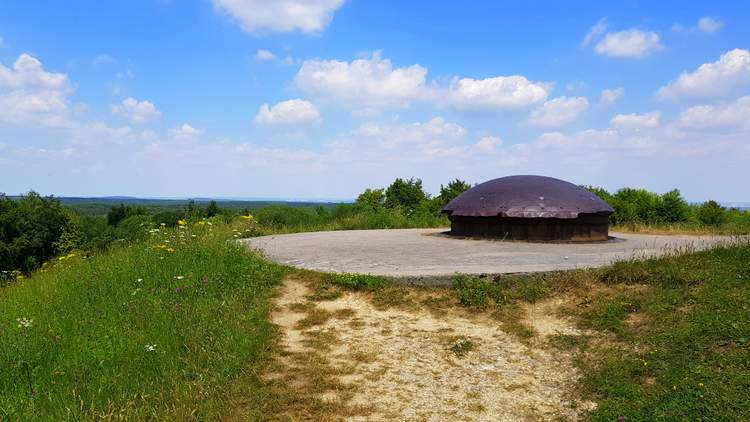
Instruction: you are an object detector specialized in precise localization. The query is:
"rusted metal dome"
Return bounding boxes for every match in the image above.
[443,175,613,218]
[442,175,614,241]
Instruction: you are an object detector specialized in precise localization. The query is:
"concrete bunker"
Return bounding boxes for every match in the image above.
[441,175,614,242]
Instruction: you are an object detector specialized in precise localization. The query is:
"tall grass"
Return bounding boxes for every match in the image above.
[0,223,285,420]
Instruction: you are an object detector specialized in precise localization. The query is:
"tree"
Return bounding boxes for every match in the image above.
[438,179,471,207]
[697,200,727,226]
[384,178,427,211]
[0,192,69,272]
[657,189,690,223]
[206,200,220,217]
[355,188,385,212]
[107,204,147,226]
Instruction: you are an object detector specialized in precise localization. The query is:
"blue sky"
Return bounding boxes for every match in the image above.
[1,1,749,201]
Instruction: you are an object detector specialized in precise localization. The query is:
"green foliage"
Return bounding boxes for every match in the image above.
[657,189,690,223]
[697,200,727,225]
[0,192,69,272]
[107,203,148,226]
[355,188,385,212]
[438,179,471,207]
[205,200,220,217]
[384,178,428,212]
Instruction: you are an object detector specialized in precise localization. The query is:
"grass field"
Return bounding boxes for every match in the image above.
[0,222,286,420]
[1,219,748,420]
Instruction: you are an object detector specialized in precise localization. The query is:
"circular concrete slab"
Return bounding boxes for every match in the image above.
[241,228,730,282]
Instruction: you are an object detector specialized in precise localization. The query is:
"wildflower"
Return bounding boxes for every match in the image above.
[144,344,157,352]
[166,248,175,253]
[131,288,141,296]
[17,317,33,328]
[699,382,704,387]
[174,275,184,280]
[177,219,187,226]
[160,223,166,227]
[16,274,25,280]
[66,253,76,259]
[240,214,254,220]
[137,278,143,282]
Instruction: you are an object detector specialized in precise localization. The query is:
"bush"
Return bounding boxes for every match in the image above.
[107,204,148,226]
[698,200,727,226]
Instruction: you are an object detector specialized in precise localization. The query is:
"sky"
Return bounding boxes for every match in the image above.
[1,1,749,202]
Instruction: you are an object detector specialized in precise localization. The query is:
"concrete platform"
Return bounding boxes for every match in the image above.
[241,228,732,283]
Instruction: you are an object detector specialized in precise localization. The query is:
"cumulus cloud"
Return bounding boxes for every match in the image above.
[678,96,750,129]
[446,75,549,111]
[353,117,465,152]
[610,111,661,128]
[213,0,345,34]
[171,123,203,138]
[111,97,161,124]
[697,17,724,33]
[657,49,750,100]
[255,49,276,61]
[581,18,608,47]
[594,29,663,58]
[526,97,588,127]
[295,52,429,108]
[0,53,69,90]
[475,136,502,153]
[255,99,321,126]
[0,53,73,127]
[600,87,624,105]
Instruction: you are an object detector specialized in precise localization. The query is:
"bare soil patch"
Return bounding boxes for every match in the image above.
[267,276,596,421]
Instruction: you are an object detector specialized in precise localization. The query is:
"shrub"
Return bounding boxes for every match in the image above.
[698,200,727,226]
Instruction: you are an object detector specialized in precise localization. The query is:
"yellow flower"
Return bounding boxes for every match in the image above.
[195,220,206,226]
[166,247,175,253]
[66,253,76,258]
[699,382,704,387]
[177,219,187,226]
[240,214,254,220]
[16,274,25,280]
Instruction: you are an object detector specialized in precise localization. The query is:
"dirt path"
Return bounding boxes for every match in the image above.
[268,276,595,421]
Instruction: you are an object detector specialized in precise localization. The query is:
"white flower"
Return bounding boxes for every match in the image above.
[144,344,157,352]
[174,275,184,280]
[160,223,166,227]
[137,278,143,282]
[16,317,33,328]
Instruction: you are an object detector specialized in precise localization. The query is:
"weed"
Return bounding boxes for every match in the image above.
[448,338,475,358]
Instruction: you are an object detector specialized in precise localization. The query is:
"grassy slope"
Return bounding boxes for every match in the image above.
[0,224,285,420]
[577,244,750,420]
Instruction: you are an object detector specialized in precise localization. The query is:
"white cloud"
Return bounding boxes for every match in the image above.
[353,117,465,151]
[610,111,661,128]
[295,52,429,108]
[446,75,549,111]
[581,18,607,47]
[213,0,345,34]
[678,96,750,129]
[0,53,73,127]
[255,49,276,61]
[0,53,69,90]
[594,29,663,58]
[526,97,588,127]
[697,17,724,33]
[657,49,750,100]
[171,123,203,138]
[475,136,502,153]
[111,97,161,124]
[255,99,321,126]
[600,87,624,104]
